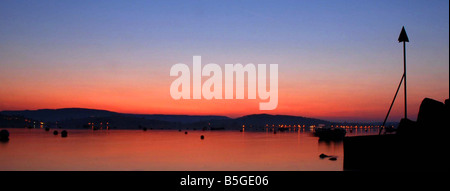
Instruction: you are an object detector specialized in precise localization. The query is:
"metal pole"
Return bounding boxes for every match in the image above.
[379,74,404,135]
[403,41,407,119]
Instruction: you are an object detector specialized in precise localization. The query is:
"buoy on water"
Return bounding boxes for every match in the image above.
[0,130,9,142]
[61,130,68,138]
[319,153,338,161]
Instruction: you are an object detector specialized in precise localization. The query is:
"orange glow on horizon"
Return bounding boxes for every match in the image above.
[0,58,448,122]
[0,75,445,122]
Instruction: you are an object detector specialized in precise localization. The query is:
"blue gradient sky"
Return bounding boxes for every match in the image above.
[0,0,448,122]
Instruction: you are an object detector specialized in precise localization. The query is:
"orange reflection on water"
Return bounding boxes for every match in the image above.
[0,129,342,171]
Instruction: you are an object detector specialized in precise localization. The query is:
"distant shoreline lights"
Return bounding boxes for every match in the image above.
[170,56,278,110]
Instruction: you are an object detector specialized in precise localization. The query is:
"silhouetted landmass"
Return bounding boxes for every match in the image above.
[1,108,118,122]
[0,108,229,124]
[0,108,395,130]
[123,114,230,124]
[344,98,450,171]
[235,114,330,126]
[0,114,33,128]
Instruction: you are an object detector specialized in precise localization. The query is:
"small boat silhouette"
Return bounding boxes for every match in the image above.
[314,124,346,141]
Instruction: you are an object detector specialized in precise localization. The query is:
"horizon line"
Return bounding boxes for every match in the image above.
[0,107,401,124]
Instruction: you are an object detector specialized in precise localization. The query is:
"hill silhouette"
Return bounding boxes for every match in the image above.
[0,108,345,130]
[0,108,229,124]
[235,114,330,126]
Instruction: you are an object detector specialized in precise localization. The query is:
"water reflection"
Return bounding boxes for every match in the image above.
[318,139,343,158]
[0,128,377,171]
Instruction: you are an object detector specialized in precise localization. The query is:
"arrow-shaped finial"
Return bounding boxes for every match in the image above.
[398,26,409,42]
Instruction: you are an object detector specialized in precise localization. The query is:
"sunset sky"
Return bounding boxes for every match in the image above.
[0,0,448,122]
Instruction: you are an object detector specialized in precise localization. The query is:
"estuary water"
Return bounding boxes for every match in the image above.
[0,128,378,171]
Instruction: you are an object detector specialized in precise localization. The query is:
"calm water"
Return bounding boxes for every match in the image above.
[0,128,378,171]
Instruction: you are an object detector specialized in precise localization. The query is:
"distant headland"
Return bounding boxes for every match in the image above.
[0,108,396,131]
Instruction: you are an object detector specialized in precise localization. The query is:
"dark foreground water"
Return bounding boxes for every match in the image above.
[0,128,378,171]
